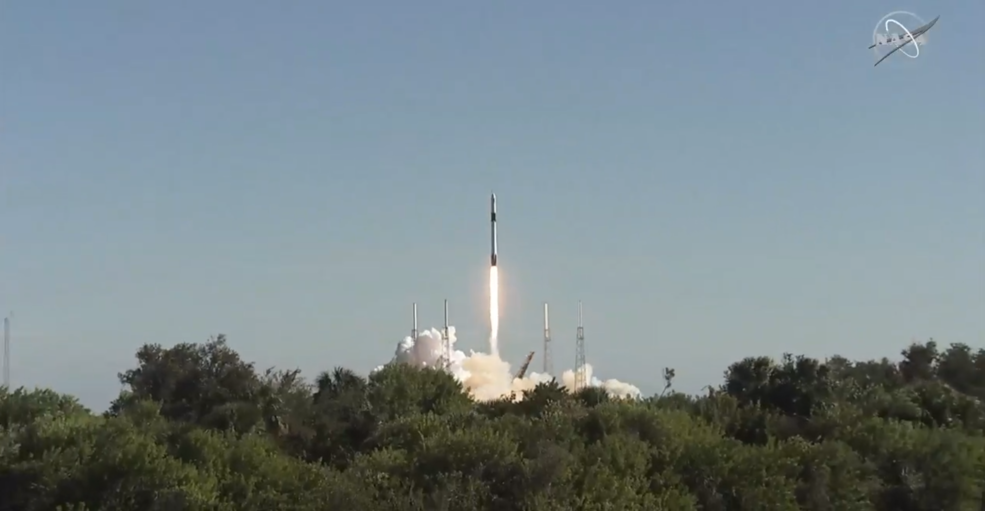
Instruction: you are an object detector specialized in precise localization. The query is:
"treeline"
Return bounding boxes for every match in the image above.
[2,336,985,510]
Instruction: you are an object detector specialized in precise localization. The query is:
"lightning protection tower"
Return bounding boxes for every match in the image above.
[440,299,451,371]
[3,315,9,388]
[574,301,586,391]
[543,302,553,376]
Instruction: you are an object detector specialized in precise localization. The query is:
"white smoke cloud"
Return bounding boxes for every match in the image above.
[378,326,641,401]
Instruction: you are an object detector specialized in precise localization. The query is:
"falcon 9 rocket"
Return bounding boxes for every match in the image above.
[490,193,498,266]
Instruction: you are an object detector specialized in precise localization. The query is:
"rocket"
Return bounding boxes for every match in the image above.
[490,193,498,266]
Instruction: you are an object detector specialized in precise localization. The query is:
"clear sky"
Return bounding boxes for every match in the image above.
[2,1,983,408]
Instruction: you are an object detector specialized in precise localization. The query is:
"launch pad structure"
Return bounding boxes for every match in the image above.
[405,298,593,391]
[411,303,418,349]
[410,301,453,371]
[3,315,9,388]
[542,302,552,376]
[441,299,451,371]
[574,301,586,391]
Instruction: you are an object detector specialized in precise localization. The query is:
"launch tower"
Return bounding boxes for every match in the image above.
[574,301,586,391]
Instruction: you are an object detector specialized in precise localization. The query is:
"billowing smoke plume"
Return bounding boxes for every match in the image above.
[384,326,641,401]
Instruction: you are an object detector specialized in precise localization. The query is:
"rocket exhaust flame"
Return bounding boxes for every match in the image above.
[489,266,499,357]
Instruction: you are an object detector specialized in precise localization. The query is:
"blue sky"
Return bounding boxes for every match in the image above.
[2,1,983,408]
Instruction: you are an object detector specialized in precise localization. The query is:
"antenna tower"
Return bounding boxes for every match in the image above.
[3,315,9,388]
[542,302,553,376]
[440,299,451,371]
[574,301,586,391]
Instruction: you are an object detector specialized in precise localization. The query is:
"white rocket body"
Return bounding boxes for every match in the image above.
[490,193,498,266]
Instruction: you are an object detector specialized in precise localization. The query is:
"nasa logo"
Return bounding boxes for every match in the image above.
[872,11,929,63]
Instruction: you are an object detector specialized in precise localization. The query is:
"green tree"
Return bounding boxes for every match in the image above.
[6,335,985,510]
[110,335,265,432]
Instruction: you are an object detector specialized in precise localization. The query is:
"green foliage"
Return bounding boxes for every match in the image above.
[3,337,985,510]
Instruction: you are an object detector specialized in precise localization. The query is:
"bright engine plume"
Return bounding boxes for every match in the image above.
[489,267,500,357]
